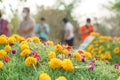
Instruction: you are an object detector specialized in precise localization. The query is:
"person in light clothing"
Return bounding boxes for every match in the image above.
[62,18,74,46]
[17,7,35,38]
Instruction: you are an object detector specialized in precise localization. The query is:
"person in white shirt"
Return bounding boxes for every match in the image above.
[62,18,74,46]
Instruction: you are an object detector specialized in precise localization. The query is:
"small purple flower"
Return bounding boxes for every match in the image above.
[68,53,72,57]
[114,64,119,69]
[31,50,36,55]
[12,49,17,54]
[89,62,95,71]
[82,57,86,62]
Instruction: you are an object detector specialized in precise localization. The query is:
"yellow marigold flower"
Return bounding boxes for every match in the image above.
[62,49,69,55]
[73,52,82,61]
[8,37,16,45]
[117,77,120,80]
[104,51,112,59]
[47,40,54,45]
[39,73,51,80]
[25,57,37,67]
[98,50,102,55]
[92,52,96,57]
[1,34,7,38]
[0,36,8,44]
[99,46,104,51]
[91,49,95,54]
[90,32,100,36]
[99,36,107,40]
[48,58,62,69]
[20,41,28,45]
[83,50,92,59]
[99,39,105,43]
[0,61,4,69]
[99,54,105,60]
[4,45,11,53]
[48,51,56,60]
[33,37,40,43]
[0,50,7,59]
[12,34,23,41]
[55,44,63,53]
[20,44,30,51]
[62,59,73,71]
[113,48,120,54]
[95,44,99,47]
[26,38,33,42]
[87,45,94,52]
[107,44,110,49]
[20,49,30,57]
[56,76,67,80]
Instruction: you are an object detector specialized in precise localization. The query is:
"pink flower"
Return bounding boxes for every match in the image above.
[68,53,72,57]
[114,64,119,69]
[89,62,95,71]
[31,50,36,55]
[12,49,17,54]
[82,57,86,62]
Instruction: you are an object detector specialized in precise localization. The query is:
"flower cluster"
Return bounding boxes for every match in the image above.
[55,44,63,53]
[48,58,62,69]
[73,52,82,61]
[0,50,7,59]
[48,51,56,60]
[25,57,37,67]
[33,37,40,43]
[86,32,120,63]
[47,40,54,45]
[56,76,67,80]
[0,61,4,69]
[20,44,30,51]
[20,49,30,57]
[0,35,8,44]
[61,59,73,71]
[8,37,16,45]
[4,45,11,53]
[39,73,51,80]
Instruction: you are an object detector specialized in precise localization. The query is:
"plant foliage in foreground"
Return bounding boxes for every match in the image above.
[0,34,119,80]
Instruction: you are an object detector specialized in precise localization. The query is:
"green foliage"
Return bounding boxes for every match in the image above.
[112,0,120,12]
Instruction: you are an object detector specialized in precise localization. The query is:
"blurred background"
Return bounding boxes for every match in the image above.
[0,0,120,47]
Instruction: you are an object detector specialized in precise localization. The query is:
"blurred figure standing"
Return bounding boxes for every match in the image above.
[79,18,94,42]
[62,18,74,46]
[17,7,35,38]
[35,17,50,42]
[0,10,10,36]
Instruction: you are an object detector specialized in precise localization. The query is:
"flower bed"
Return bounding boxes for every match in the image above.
[0,34,119,80]
[86,32,120,64]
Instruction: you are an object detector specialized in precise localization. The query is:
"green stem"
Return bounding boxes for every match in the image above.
[32,64,37,73]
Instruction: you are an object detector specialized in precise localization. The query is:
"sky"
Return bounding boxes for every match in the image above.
[0,0,115,24]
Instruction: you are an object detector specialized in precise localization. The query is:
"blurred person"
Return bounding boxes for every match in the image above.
[17,7,35,38]
[35,17,50,42]
[0,10,10,36]
[62,18,74,46]
[79,18,94,42]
